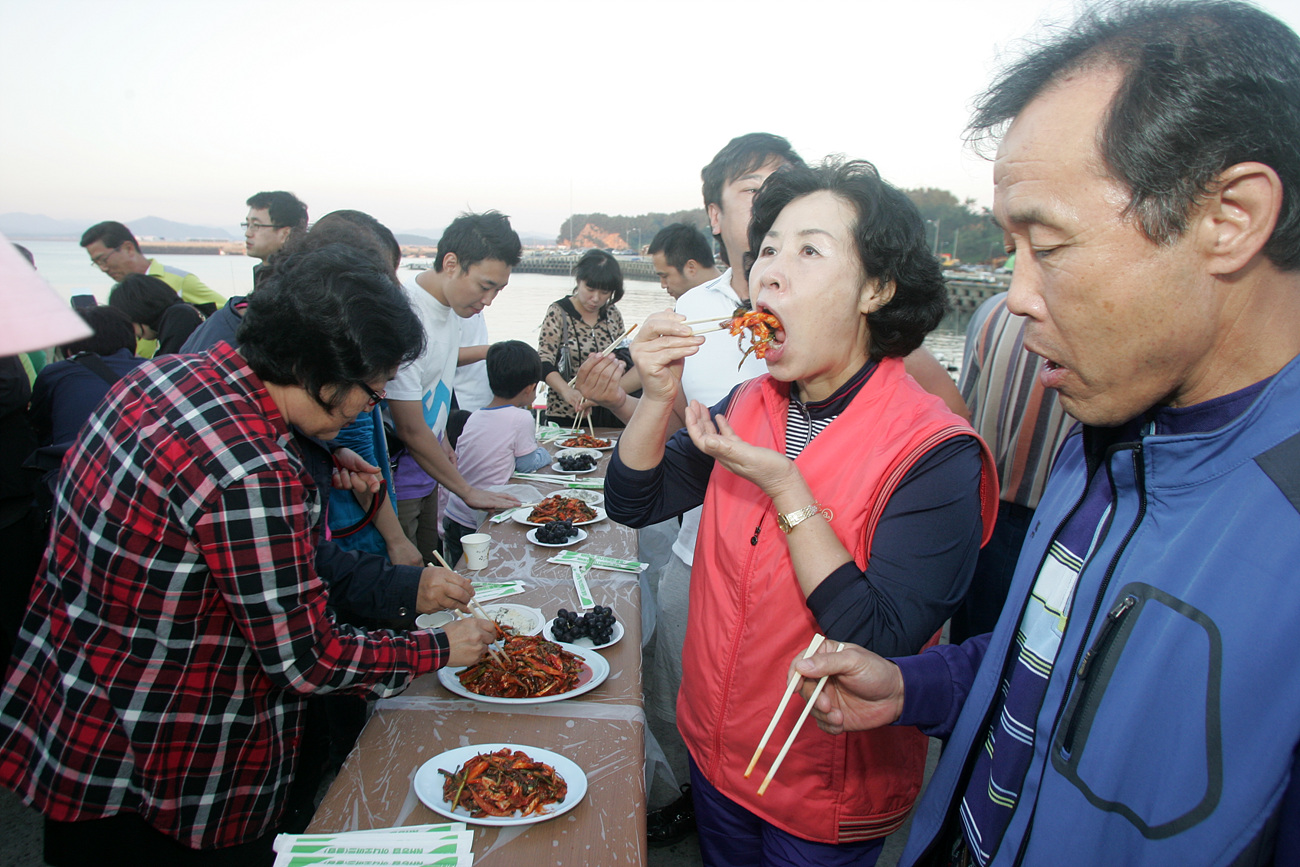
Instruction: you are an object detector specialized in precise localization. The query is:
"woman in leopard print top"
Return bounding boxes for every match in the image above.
[537,249,636,428]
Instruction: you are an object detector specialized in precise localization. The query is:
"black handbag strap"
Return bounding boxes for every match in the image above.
[70,352,124,386]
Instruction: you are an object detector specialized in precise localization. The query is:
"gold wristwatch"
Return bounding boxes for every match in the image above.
[775,502,832,534]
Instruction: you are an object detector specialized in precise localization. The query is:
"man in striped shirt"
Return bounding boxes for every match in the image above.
[950,292,1073,643]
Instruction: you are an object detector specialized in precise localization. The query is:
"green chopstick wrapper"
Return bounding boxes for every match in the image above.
[571,562,595,610]
[548,550,648,573]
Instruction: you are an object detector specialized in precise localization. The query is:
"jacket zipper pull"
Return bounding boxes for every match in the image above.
[1076,594,1137,679]
[751,525,761,546]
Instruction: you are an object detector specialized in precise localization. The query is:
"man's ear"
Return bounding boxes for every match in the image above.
[440,251,459,275]
[707,203,722,236]
[683,259,699,278]
[1197,161,1282,276]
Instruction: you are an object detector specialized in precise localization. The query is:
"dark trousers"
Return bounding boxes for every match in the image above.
[44,812,277,867]
[689,756,886,867]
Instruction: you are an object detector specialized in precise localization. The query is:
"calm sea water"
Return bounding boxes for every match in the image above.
[18,239,970,374]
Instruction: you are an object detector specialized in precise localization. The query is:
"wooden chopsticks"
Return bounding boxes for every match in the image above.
[566,323,639,388]
[430,551,507,667]
[746,633,843,796]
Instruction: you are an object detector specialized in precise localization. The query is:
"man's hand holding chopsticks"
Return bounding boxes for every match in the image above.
[441,617,501,667]
[792,643,906,736]
[416,565,475,615]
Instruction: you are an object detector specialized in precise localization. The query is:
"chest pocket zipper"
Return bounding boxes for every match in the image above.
[1062,593,1137,756]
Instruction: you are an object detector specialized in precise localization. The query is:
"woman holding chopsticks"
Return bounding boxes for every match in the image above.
[536,248,638,429]
[606,159,997,867]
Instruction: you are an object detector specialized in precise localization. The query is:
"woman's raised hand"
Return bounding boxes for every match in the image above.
[683,399,796,496]
[630,310,704,406]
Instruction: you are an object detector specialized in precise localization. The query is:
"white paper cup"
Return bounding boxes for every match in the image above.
[461,533,491,570]
[415,611,455,630]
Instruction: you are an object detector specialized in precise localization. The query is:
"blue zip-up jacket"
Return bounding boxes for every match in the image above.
[897,354,1300,866]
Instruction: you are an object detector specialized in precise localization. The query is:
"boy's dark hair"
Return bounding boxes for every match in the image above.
[701,133,804,210]
[107,273,182,330]
[648,223,715,271]
[572,249,624,303]
[246,191,309,231]
[79,221,138,251]
[486,340,542,398]
[238,244,425,410]
[61,306,136,357]
[445,409,472,451]
[435,211,522,273]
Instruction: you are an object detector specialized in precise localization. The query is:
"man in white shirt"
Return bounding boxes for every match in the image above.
[387,212,522,561]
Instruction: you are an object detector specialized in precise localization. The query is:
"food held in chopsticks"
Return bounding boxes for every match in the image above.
[720,308,782,367]
[440,747,568,818]
[457,634,586,698]
[559,434,611,449]
[528,495,598,524]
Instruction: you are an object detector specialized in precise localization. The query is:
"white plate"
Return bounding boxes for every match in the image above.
[479,603,544,636]
[438,642,610,704]
[527,526,588,547]
[413,743,587,826]
[543,617,624,650]
[554,447,603,460]
[512,504,606,528]
[555,436,616,451]
[550,460,598,475]
[562,489,605,506]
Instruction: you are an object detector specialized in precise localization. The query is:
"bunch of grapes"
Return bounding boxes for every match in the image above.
[551,606,617,645]
[535,519,578,544]
[557,453,597,471]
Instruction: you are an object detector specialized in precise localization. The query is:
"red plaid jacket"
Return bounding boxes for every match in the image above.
[0,343,444,848]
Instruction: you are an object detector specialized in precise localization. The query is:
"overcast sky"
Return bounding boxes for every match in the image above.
[4,0,1300,238]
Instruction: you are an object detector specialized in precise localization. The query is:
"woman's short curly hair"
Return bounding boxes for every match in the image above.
[747,158,948,359]
[238,244,425,409]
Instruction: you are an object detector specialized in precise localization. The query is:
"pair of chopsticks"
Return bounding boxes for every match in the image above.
[430,551,508,667]
[565,323,639,388]
[563,323,637,439]
[681,316,727,336]
[745,633,842,795]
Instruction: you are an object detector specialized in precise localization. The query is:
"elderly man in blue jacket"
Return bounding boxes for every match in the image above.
[791,2,1300,865]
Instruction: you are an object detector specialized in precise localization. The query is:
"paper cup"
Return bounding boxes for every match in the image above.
[461,533,491,570]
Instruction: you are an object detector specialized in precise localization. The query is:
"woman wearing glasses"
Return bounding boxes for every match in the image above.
[0,244,497,867]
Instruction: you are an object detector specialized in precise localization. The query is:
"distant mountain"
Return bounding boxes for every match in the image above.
[1,212,235,241]
[0,212,86,239]
[394,228,554,248]
[129,216,236,241]
[395,233,438,246]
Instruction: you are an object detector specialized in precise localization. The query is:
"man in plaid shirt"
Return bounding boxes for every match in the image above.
[0,246,497,865]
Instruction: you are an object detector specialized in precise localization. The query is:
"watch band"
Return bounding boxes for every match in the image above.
[776,502,832,534]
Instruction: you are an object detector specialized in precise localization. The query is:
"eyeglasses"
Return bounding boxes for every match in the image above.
[90,244,122,269]
[355,381,385,409]
[241,221,280,231]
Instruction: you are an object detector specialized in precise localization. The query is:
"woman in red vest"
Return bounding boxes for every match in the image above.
[606,159,998,867]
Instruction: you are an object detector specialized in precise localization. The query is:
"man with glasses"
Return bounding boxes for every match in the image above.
[80,221,224,318]
[244,190,309,267]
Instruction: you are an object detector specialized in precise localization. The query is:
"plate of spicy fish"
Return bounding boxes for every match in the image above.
[512,495,605,527]
[414,744,587,826]
[437,634,610,705]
